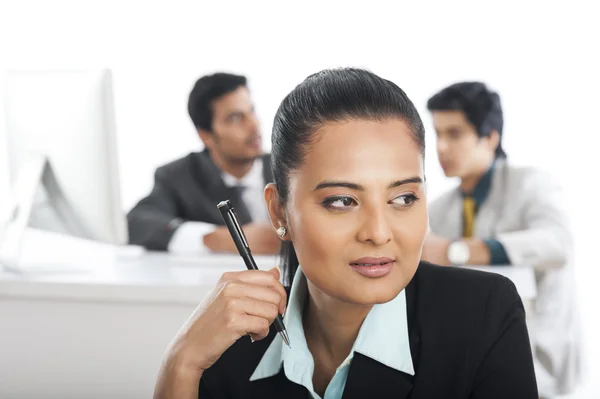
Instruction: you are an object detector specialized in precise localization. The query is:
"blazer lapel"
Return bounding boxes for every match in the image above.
[475,160,507,238]
[250,369,309,399]
[437,191,463,239]
[342,353,414,399]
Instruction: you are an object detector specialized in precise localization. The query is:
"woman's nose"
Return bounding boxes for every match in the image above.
[356,205,392,246]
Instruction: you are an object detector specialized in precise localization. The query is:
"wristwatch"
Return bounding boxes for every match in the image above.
[447,240,470,265]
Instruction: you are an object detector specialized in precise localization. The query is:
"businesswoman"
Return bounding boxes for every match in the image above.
[154,68,538,399]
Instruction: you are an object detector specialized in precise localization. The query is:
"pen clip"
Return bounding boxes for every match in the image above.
[229,208,249,248]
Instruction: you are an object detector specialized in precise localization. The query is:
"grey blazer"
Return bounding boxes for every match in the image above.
[428,159,582,397]
[127,150,273,251]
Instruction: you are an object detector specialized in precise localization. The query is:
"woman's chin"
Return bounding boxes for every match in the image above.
[347,267,414,304]
[341,281,406,306]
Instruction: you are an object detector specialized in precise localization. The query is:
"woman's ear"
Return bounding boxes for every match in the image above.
[264,183,286,232]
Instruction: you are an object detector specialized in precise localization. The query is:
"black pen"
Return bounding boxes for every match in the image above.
[217,200,291,348]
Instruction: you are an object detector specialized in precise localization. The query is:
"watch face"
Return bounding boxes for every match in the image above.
[448,241,470,265]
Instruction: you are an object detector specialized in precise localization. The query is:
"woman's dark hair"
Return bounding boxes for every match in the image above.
[427,82,506,159]
[270,68,426,286]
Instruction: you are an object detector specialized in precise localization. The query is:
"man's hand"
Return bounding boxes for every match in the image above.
[203,223,281,255]
[242,223,282,255]
[421,233,452,266]
[462,238,491,265]
[421,234,492,266]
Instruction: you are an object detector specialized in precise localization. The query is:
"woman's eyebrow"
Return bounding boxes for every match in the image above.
[314,177,423,191]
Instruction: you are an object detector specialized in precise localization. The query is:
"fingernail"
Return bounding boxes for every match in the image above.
[250,336,255,343]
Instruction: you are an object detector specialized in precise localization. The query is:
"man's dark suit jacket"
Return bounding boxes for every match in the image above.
[127,150,273,251]
[198,262,538,399]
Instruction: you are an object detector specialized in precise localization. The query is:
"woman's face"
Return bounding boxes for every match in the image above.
[281,119,428,305]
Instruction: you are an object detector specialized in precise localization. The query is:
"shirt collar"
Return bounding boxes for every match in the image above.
[221,157,263,188]
[461,159,496,206]
[250,267,414,385]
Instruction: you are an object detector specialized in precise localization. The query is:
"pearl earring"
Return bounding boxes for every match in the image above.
[276,226,287,238]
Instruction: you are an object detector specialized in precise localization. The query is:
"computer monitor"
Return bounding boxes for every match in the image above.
[0,69,128,271]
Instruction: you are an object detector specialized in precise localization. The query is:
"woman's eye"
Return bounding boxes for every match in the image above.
[391,194,419,206]
[322,196,357,209]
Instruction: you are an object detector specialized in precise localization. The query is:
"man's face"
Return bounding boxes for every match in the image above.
[431,110,496,179]
[203,86,262,163]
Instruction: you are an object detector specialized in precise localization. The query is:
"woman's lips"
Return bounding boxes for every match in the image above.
[349,257,395,278]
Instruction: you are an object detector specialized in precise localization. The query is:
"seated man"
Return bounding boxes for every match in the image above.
[422,82,582,398]
[127,73,279,255]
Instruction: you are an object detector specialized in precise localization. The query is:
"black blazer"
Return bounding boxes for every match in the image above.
[127,150,273,251]
[198,262,538,398]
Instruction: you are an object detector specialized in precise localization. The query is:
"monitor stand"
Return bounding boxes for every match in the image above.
[0,153,95,274]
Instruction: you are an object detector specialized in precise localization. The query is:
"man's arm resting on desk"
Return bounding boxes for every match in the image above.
[128,168,183,251]
[170,222,282,255]
[422,235,509,266]
[204,223,282,255]
[169,222,241,254]
[169,222,217,254]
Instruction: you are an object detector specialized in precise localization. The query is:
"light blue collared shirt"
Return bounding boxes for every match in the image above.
[250,267,414,399]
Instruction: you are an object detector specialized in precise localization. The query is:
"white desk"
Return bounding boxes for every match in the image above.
[0,231,536,399]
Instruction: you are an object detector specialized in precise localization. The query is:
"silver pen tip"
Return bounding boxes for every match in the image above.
[281,330,291,348]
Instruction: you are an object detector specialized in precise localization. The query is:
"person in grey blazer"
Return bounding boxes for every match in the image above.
[127,73,280,255]
[421,82,582,398]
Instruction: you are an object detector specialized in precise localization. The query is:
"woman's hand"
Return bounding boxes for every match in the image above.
[154,267,286,399]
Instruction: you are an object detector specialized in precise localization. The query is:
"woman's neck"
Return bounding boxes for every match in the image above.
[303,281,373,366]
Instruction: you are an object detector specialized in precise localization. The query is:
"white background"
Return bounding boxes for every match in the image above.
[1,0,599,396]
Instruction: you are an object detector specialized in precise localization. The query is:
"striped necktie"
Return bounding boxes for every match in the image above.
[462,195,476,238]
